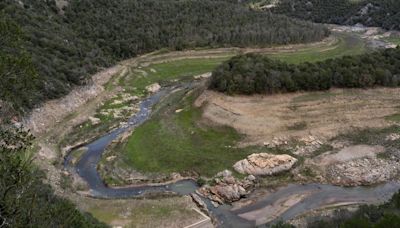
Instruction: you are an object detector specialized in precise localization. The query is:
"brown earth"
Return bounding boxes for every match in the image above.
[196,88,400,146]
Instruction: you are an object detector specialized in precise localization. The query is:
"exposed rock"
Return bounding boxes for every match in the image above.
[190,193,209,213]
[89,116,101,125]
[233,153,297,176]
[210,184,246,202]
[211,201,220,208]
[387,133,400,141]
[106,156,116,162]
[145,83,161,93]
[326,157,400,186]
[170,172,182,180]
[216,169,232,178]
[197,170,255,203]
[175,109,183,113]
[246,175,256,181]
[194,72,212,80]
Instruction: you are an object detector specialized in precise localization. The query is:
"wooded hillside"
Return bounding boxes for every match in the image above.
[0,0,328,115]
[272,0,400,30]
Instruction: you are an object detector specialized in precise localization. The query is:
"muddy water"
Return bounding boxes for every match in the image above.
[64,86,400,227]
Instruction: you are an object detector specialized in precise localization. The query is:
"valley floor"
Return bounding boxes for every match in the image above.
[27,26,400,227]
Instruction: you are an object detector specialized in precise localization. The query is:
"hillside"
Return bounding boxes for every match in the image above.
[272,0,400,30]
[4,0,400,227]
[0,0,328,116]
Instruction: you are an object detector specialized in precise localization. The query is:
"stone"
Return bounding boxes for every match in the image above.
[210,184,243,202]
[246,175,256,181]
[194,72,212,80]
[170,172,182,180]
[233,153,297,176]
[106,156,116,162]
[190,193,207,209]
[211,201,220,208]
[145,83,161,93]
[222,176,236,185]
[88,116,101,125]
[216,169,232,178]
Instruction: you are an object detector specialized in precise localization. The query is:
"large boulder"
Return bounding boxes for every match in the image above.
[197,170,256,205]
[233,153,297,176]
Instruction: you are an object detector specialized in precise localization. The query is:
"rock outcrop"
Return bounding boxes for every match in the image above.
[326,157,400,186]
[197,170,256,205]
[233,153,297,176]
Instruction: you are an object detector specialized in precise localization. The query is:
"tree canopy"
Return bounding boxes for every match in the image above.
[0,0,329,115]
[0,126,106,227]
[210,47,400,94]
[272,0,400,31]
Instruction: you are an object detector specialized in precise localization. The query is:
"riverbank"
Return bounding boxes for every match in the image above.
[27,26,397,227]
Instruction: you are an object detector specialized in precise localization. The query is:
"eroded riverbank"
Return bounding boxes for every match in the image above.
[63,83,400,227]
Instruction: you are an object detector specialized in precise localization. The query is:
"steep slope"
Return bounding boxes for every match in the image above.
[0,0,328,116]
[272,0,400,30]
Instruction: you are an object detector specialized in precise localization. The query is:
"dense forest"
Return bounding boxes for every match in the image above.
[209,48,400,94]
[272,0,400,30]
[0,0,328,115]
[0,125,106,227]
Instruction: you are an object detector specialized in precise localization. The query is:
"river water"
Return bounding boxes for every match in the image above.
[64,86,400,227]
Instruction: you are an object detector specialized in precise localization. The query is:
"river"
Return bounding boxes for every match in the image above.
[64,85,400,227]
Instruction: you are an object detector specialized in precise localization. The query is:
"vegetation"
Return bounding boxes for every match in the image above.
[268,33,366,64]
[272,0,400,31]
[122,57,231,96]
[210,47,400,94]
[0,0,329,115]
[119,87,249,176]
[0,126,106,227]
[0,15,42,115]
[112,86,288,177]
[384,36,400,46]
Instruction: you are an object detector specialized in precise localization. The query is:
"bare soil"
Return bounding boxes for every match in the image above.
[197,88,400,146]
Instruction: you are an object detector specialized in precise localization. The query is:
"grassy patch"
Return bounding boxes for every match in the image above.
[312,144,334,157]
[377,151,392,160]
[117,87,275,177]
[121,89,246,176]
[123,57,230,95]
[384,36,400,45]
[85,197,200,227]
[268,33,366,64]
[301,167,317,178]
[386,113,400,123]
[336,126,400,145]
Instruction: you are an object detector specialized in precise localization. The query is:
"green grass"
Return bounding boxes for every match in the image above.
[123,57,230,95]
[385,113,400,122]
[119,88,268,177]
[268,33,366,64]
[86,197,199,227]
[384,36,400,45]
[311,144,334,158]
